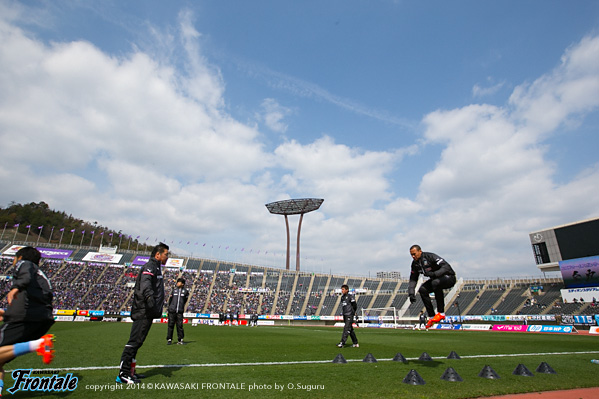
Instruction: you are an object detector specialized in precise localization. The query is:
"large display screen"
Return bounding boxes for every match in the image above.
[559,255,599,288]
[554,219,599,260]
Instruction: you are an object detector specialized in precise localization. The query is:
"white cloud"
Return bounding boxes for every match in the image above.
[472,78,505,98]
[260,98,291,133]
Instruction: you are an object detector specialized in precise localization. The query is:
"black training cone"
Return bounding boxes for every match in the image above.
[535,362,557,374]
[447,351,461,359]
[392,352,408,363]
[440,367,463,382]
[402,369,426,385]
[332,354,347,364]
[363,353,377,363]
[418,352,433,361]
[513,363,534,377]
[478,365,500,379]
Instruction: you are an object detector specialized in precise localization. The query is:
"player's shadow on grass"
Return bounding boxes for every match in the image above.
[411,360,444,368]
[144,366,182,379]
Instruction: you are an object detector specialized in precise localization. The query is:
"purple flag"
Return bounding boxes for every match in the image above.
[26,225,31,228]
[38,225,43,229]
[14,223,19,227]
[59,228,65,232]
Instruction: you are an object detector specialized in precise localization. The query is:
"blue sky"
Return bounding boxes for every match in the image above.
[1,0,598,278]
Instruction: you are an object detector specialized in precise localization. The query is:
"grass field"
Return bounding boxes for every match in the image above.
[5,322,599,398]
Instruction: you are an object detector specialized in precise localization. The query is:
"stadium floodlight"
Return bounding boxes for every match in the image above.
[265,198,324,271]
[360,307,398,329]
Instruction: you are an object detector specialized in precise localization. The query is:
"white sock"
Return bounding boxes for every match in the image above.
[29,338,44,352]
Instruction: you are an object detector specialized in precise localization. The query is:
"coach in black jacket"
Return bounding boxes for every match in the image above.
[336,284,359,348]
[117,243,168,384]
[166,278,189,345]
[408,245,456,328]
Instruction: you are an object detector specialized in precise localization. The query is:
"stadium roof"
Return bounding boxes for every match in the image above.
[265,198,324,215]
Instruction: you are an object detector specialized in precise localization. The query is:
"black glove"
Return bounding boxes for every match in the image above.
[424,270,436,278]
[146,296,155,310]
[409,294,416,304]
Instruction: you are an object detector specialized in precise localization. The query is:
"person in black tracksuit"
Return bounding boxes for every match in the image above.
[0,247,54,396]
[167,278,189,345]
[408,244,456,327]
[337,284,358,348]
[117,243,168,384]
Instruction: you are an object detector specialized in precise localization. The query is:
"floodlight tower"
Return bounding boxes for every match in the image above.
[265,198,324,271]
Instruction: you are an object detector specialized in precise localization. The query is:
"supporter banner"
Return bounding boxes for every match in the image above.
[257,320,275,326]
[596,315,599,325]
[3,245,24,256]
[54,315,74,321]
[55,310,76,316]
[492,325,527,332]
[434,324,461,330]
[559,255,599,288]
[120,311,131,316]
[160,318,189,324]
[238,287,270,293]
[561,315,595,325]
[77,310,89,316]
[192,319,218,326]
[462,324,492,330]
[527,325,573,333]
[165,258,184,268]
[561,287,599,303]
[590,326,599,334]
[89,310,105,317]
[74,316,89,322]
[38,248,74,259]
[131,256,183,268]
[82,252,123,264]
[102,317,121,322]
[482,315,507,322]
[132,256,149,266]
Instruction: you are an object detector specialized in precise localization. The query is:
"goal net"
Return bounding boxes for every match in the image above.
[360,307,398,328]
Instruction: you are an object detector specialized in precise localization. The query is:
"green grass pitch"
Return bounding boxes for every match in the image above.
[5,322,599,398]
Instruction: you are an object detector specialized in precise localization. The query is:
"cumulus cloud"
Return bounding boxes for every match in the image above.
[260,98,292,133]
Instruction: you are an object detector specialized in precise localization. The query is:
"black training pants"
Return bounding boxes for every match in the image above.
[418,274,457,317]
[120,318,152,374]
[166,311,184,341]
[340,315,358,345]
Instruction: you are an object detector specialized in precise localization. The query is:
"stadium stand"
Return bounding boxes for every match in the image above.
[0,242,594,323]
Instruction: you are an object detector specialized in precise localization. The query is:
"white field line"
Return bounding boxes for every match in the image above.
[20,350,599,373]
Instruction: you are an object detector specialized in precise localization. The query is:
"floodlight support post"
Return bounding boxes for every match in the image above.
[296,213,304,271]
[285,215,290,270]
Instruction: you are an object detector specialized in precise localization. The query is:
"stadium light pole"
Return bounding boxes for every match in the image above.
[265,198,324,271]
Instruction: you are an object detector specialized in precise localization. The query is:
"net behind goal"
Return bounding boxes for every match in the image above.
[360,307,398,328]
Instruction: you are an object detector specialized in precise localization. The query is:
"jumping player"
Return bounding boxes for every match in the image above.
[408,245,457,329]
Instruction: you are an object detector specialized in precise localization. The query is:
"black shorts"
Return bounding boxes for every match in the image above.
[0,320,55,347]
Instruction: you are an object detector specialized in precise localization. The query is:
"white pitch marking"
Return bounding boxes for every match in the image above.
[17,350,599,373]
